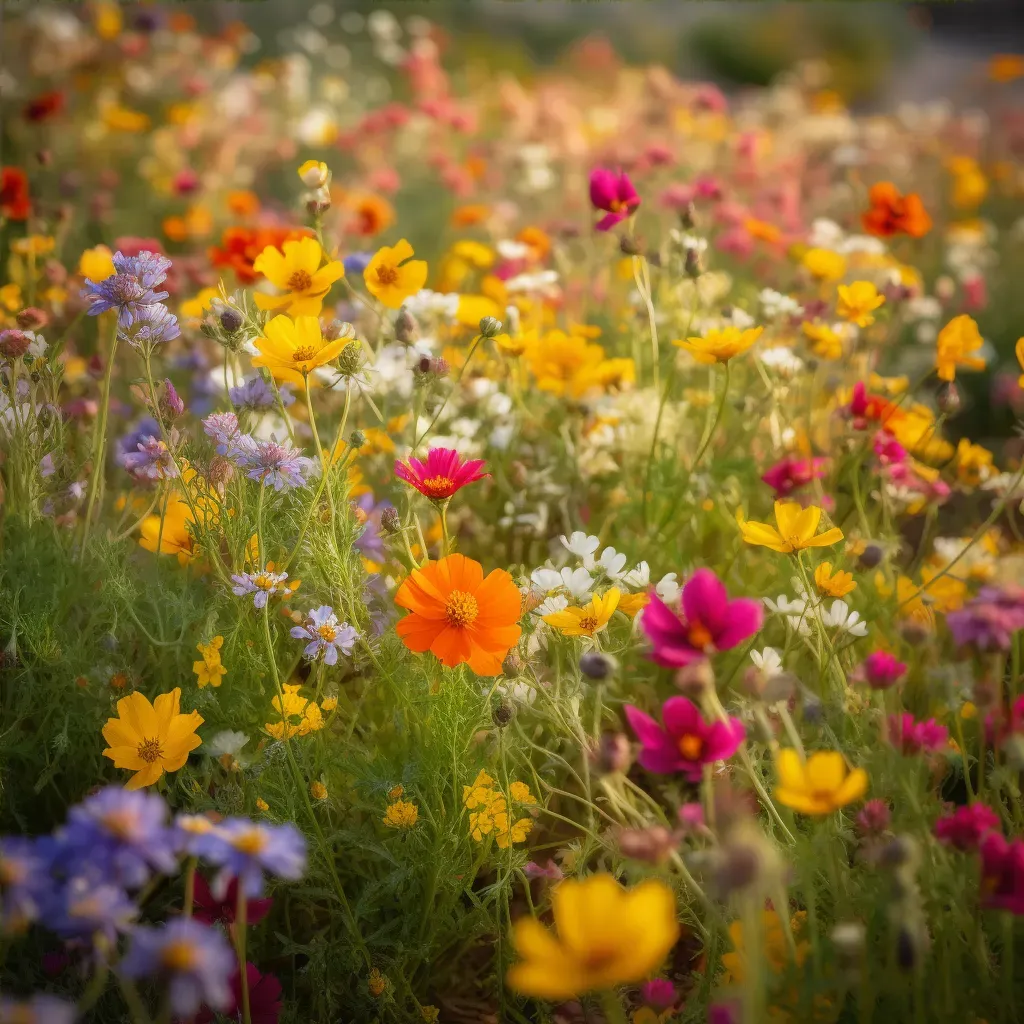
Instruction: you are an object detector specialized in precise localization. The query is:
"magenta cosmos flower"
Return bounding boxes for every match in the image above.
[640,568,762,668]
[624,697,745,779]
[394,447,488,502]
[934,803,1000,852]
[856,651,906,690]
[980,832,1024,915]
[589,168,640,231]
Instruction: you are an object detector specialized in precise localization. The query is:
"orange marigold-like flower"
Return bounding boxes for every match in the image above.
[861,182,932,239]
[209,226,313,285]
[395,554,522,676]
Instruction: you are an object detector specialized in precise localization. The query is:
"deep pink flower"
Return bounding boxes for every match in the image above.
[935,803,1000,851]
[394,448,488,501]
[624,697,745,779]
[196,964,283,1024]
[678,802,706,832]
[760,456,828,497]
[640,569,762,668]
[641,978,677,1009]
[873,432,907,467]
[589,168,640,231]
[980,832,1024,914]
[856,799,891,837]
[192,874,273,927]
[856,651,907,690]
[888,713,949,754]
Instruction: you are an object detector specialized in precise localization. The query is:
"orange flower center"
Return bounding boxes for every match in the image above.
[581,945,621,972]
[375,264,399,286]
[136,739,163,764]
[678,734,704,760]
[577,613,599,633]
[445,590,479,628]
[292,345,318,363]
[317,623,338,642]
[254,573,276,590]
[231,829,268,855]
[420,475,455,498]
[161,941,198,971]
[286,269,313,292]
[687,620,713,649]
[811,789,835,806]
[608,199,624,212]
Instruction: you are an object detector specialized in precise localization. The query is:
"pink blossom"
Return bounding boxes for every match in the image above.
[888,713,949,754]
[624,697,745,780]
[935,803,1000,851]
[856,799,891,837]
[761,456,828,497]
[856,651,907,690]
[980,832,1024,914]
[588,168,640,231]
[641,979,676,1009]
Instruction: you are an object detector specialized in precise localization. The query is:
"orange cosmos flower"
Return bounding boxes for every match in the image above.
[346,193,395,237]
[395,554,522,676]
[861,182,932,239]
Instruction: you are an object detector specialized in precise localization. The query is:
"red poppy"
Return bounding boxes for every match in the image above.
[23,91,64,123]
[209,226,313,284]
[861,182,932,239]
[196,964,283,1024]
[192,873,273,926]
[1,167,31,220]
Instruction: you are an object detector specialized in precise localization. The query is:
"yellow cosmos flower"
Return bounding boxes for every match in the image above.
[673,326,763,365]
[774,749,868,815]
[363,238,428,309]
[383,799,419,829]
[180,286,219,321]
[802,247,847,281]
[193,635,226,688]
[935,314,986,383]
[836,281,885,327]
[102,688,203,790]
[506,873,679,999]
[265,683,324,740]
[252,314,348,389]
[948,156,988,209]
[721,909,809,983]
[543,589,621,637]
[253,237,344,316]
[802,321,843,360]
[955,438,995,488]
[739,501,844,553]
[78,245,116,282]
[310,780,328,801]
[814,562,856,598]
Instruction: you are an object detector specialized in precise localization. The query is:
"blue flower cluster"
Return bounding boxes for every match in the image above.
[201,411,315,492]
[0,786,306,1020]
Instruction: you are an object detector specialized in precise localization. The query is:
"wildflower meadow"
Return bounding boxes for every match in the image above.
[4,4,1024,1023]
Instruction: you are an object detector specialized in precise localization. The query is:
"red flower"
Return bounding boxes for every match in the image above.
[23,91,64,123]
[196,964,283,1024]
[861,182,932,239]
[192,873,273,926]
[209,226,313,285]
[394,448,488,501]
[1,167,31,221]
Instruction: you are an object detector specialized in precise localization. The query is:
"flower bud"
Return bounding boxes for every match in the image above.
[684,248,704,279]
[593,732,631,774]
[208,456,234,488]
[394,308,418,345]
[857,544,884,569]
[379,506,402,534]
[937,382,961,416]
[336,340,363,376]
[675,660,714,697]
[348,430,366,450]
[0,330,30,359]
[856,799,891,837]
[679,202,698,230]
[579,651,613,681]
[710,842,762,897]
[16,307,48,330]
[323,319,355,342]
[492,697,515,729]
[619,235,643,257]
[298,160,330,189]
[479,316,503,339]
[219,307,243,334]
[502,651,523,678]
[617,826,677,865]
[160,379,185,420]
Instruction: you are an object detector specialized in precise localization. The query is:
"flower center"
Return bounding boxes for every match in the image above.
[136,739,163,764]
[286,269,313,292]
[677,733,704,760]
[608,199,624,212]
[317,623,338,642]
[581,945,621,972]
[577,613,600,633]
[0,860,26,886]
[375,265,399,286]
[811,788,835,805]
[420,474,455,498]
[687,620,713,649]
[292,345,318,363]
[445,590,479,628]
[231,828,268,855]
[160,941,198,972]
[254,573,276,590]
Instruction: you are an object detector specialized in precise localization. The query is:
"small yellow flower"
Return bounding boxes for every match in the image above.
[192,635,226,688]
[255,798,270,812]
[252,314,349,389]
[836,281,885,327]
[462,770,495,809]
[955,438,995,487]
[739,501,844,554]
[421,1007,440,1024]
[364,238,428,309]
[506,873,680,999]
[673,325,763,365]
[310,780,328,801]
[814,562,856,598]
[78,245,116,282]
[383,799,419,829]
[802,247,846,281]
[1016,338,1024,389]
[181,287,220,321]
[388,784,404,800]
[297,159,329,189]
[320,695,338,712]
[774,749,868,815]
[253,237,344,317]
[617,592,650,618]
[802,321,843,360]
[494,811,533,849]
[368,968,387,998]
[935,314,986,383]
[12,236,55,257]
[543,589,621,637]
[509,781,536,804]
[265,684,323,740]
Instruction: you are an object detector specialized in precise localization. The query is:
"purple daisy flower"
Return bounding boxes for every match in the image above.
[0,837,49,935]
[122,435,177,482]
[119,303,180,350]
[56,786,177,889]
[946,585,1024,652]
[116,417,161,469]
[231,569,290,610]
[0,994,77,1024]
[290,606,358,666]
[45,876,137,946]
[202,412,240,455]
[352,493,392,563]
[121,918,234,1018]
[82,250,172,324]
[227,436,314,492]
[229,376,277,411]
[193,819,306,898]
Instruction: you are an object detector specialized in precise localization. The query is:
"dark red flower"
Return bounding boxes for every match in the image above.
[196,964,283,1024]
[23,91,64,123]
[1,167,31,220]
[192,874,273,927]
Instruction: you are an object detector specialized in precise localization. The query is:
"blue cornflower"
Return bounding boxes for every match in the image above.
[82,250,172,324]
[121,918,234,1018]
[227,435,314,491]
[0,994,77,1024]
[0,837,49,935]
[56,786,177,889]
[290,606,359,666]
[119,302,181,350]
[117,417,161,467]
[202,412,239,455]
[228,375,277,411]
[122,435,178,482]
[343,251,373,276]
[193,818,306,898]
[353,493,392,563]
[45,876,137,946]
[230,569,291,610]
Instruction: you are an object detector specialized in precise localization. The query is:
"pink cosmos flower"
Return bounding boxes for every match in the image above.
[761,456,828,497]
[640,568,762,668]
[394,448,488,502]
[980,832,1024,914]
[873,432,907,467]
[856,799,891,837]
[641,979,676,1010]
[856,651,907,690]
[934,803,1000,851]
[589,168,640,231]
[888,713,949,754]
[624,697,745,779]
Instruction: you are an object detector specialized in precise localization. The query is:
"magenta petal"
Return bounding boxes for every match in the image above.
[715,599,764,650]
[641,595,683,638]
[648,645,703,669]
[624,704,668,749]
[636,746,685,775]
[703,718,746,762]
[589,168,618,210]
[682,569,729,634]
[661,697,702,738]
[595,210,627,231]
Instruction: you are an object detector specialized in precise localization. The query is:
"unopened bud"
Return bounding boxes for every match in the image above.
[711,843,761,896]
[16,307,48,330]
[617,826,677,865]
[380,506,401,534]
[619,235,643,257]
[323,319,355,342]
[685,248,704,279]
[502,651,523,678]
[306,189,331,217]
[348,430,366,450]
[479,316,502,339]
[394,308,418,345]
[492,697,515,728]
[579,651,613,681]
[679,202,698,230]
[674,660,714,697]
[219,307,243,334]
[299,161,329,189]
[857,544,884,569]
[593,732,631,774]
[937,382,961,416]
[0,330,30,359]
[336,340,363,376]
[208,456,234,488]
[160,379,185,420]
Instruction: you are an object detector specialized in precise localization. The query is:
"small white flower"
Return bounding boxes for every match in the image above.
[497,680,538,704]
[596,546,627,579]
[821,599,869,637]
[765,595,811,635]
[655,573,680,604]
[759,288,803,319]
[750,647,784,678]
[561,567,594,600]
[759,346,805,377]
[560,531,600,562]
[622,561,650,588]
[208,730,249,758]
[531,568,563,593]
[497,239,531,261]
[535,594,568,617]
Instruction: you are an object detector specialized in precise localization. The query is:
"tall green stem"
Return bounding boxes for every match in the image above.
[235,885,252,1024]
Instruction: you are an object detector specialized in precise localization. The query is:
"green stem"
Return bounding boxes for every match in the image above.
[235,884,252,1024]
[182,856,197,919]
[414,334,482,448]
[599,989,629,1024]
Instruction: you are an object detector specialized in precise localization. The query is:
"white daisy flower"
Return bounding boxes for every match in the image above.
[622,561,650,588]
[750,647,784,678]
[560,531,600,563]
[655,573,681,604]
[596,546,628,579]
[821,599,869,637]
